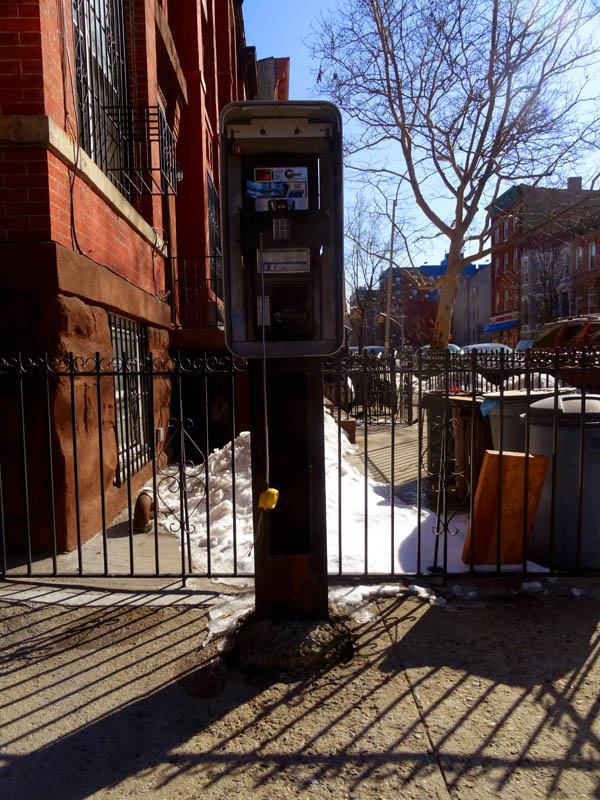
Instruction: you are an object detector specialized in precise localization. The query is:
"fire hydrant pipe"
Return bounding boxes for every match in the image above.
[133,491,153,533]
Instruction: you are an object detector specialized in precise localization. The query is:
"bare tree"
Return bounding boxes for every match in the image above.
[345,193,388,348]
[312,0,600,346]
[521,237,570,335]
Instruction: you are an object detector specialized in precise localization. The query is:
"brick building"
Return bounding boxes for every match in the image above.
[452,261,491,346]
[489,178,596,344]
[0,0,288,553]
[377,256,490,348]
[570,224,600,318]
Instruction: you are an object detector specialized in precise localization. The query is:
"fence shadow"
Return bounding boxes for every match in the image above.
[2,589,600,797]
[378,592,600,796]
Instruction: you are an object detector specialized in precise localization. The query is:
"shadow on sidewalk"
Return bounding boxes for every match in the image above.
[0,598,439,799]
[378,592,600,797]
[2,591,600,798]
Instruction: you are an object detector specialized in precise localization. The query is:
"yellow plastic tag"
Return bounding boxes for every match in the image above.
[258,487,279,510]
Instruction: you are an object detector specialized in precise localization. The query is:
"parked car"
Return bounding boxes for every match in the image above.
[418,343,464,353]
[531,315,600,391]
[462,342,514,353]
[531,315,600,350]
[461,342,518,386]
[515,339,534,350]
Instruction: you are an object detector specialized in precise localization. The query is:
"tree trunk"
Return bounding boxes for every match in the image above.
[431,244,463,348]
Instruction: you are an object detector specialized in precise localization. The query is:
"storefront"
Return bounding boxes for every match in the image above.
[483,314,520,347]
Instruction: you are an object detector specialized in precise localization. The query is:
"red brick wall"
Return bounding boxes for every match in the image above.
[0,145,51,240]
[1,143,166,294]
[0,0,168,291]
[215,0,235,115]
[40,0,73,124]
[1,0,251,312]
[572,231,600,313]
[49,153,167,293]
[0,1,77,120]
[0,1,44,115]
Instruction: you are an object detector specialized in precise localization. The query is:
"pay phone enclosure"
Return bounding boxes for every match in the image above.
[220,103,343,358]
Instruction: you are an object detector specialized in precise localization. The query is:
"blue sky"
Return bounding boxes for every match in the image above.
[242,1,600,269]
[242,0,327,101]
[241,0,444,265]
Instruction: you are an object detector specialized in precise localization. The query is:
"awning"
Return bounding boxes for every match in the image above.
[483,320,519,333]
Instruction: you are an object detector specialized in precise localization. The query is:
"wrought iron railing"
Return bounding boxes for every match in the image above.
[2,349,600,581]
[174,257,224,330]
[103,105,178,196]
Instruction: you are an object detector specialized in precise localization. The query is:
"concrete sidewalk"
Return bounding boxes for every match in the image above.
[1,576,599,799]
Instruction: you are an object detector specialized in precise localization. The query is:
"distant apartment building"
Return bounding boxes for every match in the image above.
[376,260,445,347]
[347,286,379,348]
[570,224,600,319]
[490,178,596,344]
[378,255,489,347]
[452,261,491,346]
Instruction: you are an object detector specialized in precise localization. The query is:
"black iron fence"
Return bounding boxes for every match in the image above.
[1,349,599,583]
[174,259,224,330]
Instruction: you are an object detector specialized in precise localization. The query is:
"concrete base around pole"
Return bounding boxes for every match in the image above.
[232,615,353,676]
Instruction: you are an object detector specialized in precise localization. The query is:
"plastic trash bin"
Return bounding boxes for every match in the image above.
[421,391,449,476]
[449,395,492,501]
[483,388,567,453]
[526,394,600,568]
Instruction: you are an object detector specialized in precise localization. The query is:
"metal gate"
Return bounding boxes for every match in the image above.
[1,349,599,582]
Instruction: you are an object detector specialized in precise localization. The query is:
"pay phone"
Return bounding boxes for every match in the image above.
[220,102,344,357]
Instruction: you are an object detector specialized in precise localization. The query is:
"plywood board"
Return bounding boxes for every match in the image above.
[462,450,549,565]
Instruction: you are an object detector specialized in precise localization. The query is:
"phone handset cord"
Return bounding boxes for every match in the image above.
[250,233,279,556]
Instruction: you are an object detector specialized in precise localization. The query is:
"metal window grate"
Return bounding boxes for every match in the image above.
[174,258,224,330]
[207,172,222,286]
[103,105,178,195]
[72,0,128,188]
[72,0,177,196]
[109,314,152,485]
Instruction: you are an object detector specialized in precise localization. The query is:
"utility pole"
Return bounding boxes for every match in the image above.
[384,197,398,353]
[379,311,406,349]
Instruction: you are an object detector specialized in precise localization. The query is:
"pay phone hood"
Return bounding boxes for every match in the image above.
[220,101,342,139]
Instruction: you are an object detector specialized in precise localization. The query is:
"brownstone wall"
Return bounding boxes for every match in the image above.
[1,293,171,553]
[0,240,172,554]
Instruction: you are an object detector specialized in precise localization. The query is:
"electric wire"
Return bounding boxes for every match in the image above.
[60,0,83,254]
[259,233,270,487]
[247,233,270,555]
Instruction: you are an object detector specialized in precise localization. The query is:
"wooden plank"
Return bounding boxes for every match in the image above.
[462,450,549,565]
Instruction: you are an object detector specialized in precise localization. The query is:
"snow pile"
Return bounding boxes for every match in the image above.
[150,410,472,576]
[328,584,402,623]
[151,406,547,582]
[151,433,255,574]
[204,592,255,648]
[501,372,561,390]
[322,411,470,574]
[203,584,405,645]
[408,583,447,606]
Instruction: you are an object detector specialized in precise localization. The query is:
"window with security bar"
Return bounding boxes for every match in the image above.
[109,314,152,485]
[72,0,177,197]
[72,0,128,191]
[207,171,223,290]
[207,171,224,328]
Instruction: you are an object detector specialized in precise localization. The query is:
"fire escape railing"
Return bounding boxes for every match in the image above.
[174,257,224,330]
[103,105,178,196]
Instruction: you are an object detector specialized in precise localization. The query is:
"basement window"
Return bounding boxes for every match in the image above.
[109,314,152,485]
